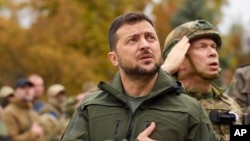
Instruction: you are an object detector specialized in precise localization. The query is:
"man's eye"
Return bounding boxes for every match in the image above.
[147,35,155,41]
[200,44,206,48]
[197,45,206,49]
[128,38,137,43]
[211,45,218,50]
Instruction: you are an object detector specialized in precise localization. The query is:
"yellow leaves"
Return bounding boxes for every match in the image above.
[1,0,247,95]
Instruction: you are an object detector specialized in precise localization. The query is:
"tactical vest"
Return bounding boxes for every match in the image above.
[188,84,242,141]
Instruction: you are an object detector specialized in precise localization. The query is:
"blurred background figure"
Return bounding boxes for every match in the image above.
[0,86,14,108]
[0,86,14,140]
[0,105,10,141]
[39,83,68,140]
[65,96,77,119]
[41,84,66,119]
[64,82,98,123]
[227,64,250,124]
[39,112,59,141]
[81,81,98,93]
[2,78,44,141]
[28,74,46,113]
[74,81,98,108]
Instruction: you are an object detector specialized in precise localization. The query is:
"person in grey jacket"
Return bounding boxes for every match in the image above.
[227,64,250,124]
[61,12,216,141]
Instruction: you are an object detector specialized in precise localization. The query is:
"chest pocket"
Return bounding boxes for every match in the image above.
[134,105,191,141]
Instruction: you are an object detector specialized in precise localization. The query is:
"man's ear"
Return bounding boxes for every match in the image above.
[108,51,119,66]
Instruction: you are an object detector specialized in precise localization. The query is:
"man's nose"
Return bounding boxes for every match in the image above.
[208,47,218,57]
[138,38,150,49]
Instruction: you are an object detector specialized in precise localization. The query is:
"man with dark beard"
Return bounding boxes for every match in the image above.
[161,20,242,141]
[61,12,215,141]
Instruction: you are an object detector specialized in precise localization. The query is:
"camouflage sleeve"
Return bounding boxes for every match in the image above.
[224,95,243,124]
[60,105,89,141]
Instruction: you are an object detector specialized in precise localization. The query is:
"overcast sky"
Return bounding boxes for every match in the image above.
[218,0,250,34]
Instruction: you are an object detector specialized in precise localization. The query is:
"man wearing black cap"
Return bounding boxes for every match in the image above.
[2,78,45,141]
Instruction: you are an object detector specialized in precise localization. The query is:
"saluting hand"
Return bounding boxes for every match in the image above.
[161,36,190,75]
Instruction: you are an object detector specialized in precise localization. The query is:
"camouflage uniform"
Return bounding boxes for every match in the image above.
[188,84,242,141]
[162,20,243,141]
[227,65,250,124]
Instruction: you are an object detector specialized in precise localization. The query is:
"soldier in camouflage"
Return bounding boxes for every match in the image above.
[161,20,243,141]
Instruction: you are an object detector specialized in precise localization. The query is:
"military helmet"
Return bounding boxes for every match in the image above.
[47,84,65,97]
[162,20,222,59]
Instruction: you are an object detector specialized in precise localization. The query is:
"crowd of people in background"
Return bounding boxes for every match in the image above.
[0,74,98,141]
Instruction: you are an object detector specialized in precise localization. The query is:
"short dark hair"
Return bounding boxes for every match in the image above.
[108,12,155,51]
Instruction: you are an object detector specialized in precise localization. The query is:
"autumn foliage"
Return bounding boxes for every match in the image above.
[1,0,248,95]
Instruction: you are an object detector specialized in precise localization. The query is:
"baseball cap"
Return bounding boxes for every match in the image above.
[47,84,65,97]
[15,78,34,89]
[0,86,14,98]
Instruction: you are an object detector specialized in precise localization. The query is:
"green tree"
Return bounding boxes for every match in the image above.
[153,0,226,48]
[172,0,226,27]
